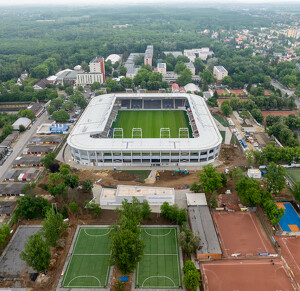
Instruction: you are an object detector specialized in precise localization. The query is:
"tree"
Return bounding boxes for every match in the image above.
[236,177,268,206]
[183,270,200,291]
[49,162,60,173]
[82,179,94,191]
[174,62,187,74]
[60,167,70,176]
[109,224,145,274]
[221,101,232,117]
[119,65,127,76]
[200,69,215,84]
[42,208,66,247]
[118,197,143,223]
[239,111,250,123]
[62,100,75,111]
[19,109,35,120]
[52,110,69,122]
[16,195,51,219]
[20,232,51,273]
[41,152,56,169]
[199,164,222,194]
[141,200,151,220]
[251,108,264,124]
[222,75,232,86]
[179,228,200,256]
[265,162,286,194]
[290,181,300,202]
[0,224,10,248]
[229,168,244,180]
[183,260,197,273]
[69,202,78,212]
[31,64,49,79]
[194,58,205,74]
[19,124,26,132]
[190,182,201,193]
[230,97,240,110]
[177,68,192,86]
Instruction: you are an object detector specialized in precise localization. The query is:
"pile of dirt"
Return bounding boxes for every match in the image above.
[111,171,136,181]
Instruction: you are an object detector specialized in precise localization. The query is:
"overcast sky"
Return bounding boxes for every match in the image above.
[3,0,300,5]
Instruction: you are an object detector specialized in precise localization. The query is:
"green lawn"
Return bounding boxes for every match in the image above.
[136,227,182,289]
[62,227,111,288]
[286,168,300,185]
[213,114,229,127]
[112,110,192,138]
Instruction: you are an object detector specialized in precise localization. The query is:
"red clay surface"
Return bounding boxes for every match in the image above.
[276,236,300,285]
[261,110,297,121]
[201,259,296,291]
[213,212,275,257]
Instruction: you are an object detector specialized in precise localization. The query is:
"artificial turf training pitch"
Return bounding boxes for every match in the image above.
[62,227,111,288]
[136,227,182,289]
[112,110,192,138]
[286,168,300,185]
[62,226,182,289]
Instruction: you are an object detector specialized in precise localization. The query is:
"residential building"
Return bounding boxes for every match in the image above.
[33,78,51,90]
[76,72,104,86]
[126,67,140,79]
[89,57,105,82]
[144,45,153,66]
[162,71,179,83]
[213,66,228,81]
[172,83,186,93]
[184,48,214,62]
[163,51,183,58]
[0,183,26,197]
[184,62,196,75]
[157,63,167,74]
[100,185,175,206]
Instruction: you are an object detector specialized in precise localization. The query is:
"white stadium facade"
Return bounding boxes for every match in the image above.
[67,93,222,167]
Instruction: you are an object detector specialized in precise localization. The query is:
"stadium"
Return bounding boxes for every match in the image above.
[67,93,222,167]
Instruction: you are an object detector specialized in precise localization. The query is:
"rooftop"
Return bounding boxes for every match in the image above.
[117,185,174,197]
[214,66,228,73]
[0,201,17,215]
[188,206,222,256]
[186,193,207,206]
[12,118,31,127]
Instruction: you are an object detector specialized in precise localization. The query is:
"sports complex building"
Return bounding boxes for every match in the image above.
[67,93,222,167]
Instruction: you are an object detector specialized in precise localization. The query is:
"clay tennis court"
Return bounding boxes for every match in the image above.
[213,212,275,257]
[276,236,300,285]
[201,259,297,291]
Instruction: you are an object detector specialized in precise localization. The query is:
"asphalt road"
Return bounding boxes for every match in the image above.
[0,110,49,182]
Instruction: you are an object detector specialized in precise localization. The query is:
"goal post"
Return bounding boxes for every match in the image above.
[113,128,123,139]
[160,128,170,139]
[132,128,142,139]
[179,128,189,138]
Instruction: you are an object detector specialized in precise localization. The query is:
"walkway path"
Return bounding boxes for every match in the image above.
[213,118,232,145]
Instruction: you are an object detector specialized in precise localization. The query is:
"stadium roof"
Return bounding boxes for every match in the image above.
[68,93,222,152]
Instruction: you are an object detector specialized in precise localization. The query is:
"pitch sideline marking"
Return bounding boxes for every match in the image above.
[143,228,172,237]
[249,213,268,252]
[142,275,176,287]
[174,228,181,286]
[282,238,300,271]
[84,228,112,237]
[66,275,102,287]
[62,228,82,286]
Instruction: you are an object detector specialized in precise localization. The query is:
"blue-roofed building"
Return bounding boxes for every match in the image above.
[50,124,70,134]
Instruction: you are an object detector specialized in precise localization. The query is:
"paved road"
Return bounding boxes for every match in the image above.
[0,110,49,182]
[271,79,295,97]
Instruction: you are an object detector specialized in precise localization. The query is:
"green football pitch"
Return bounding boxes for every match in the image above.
[62,227,111,288]
[112,110,192,138]
[286,168,300,185]
[136,227,182,289]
